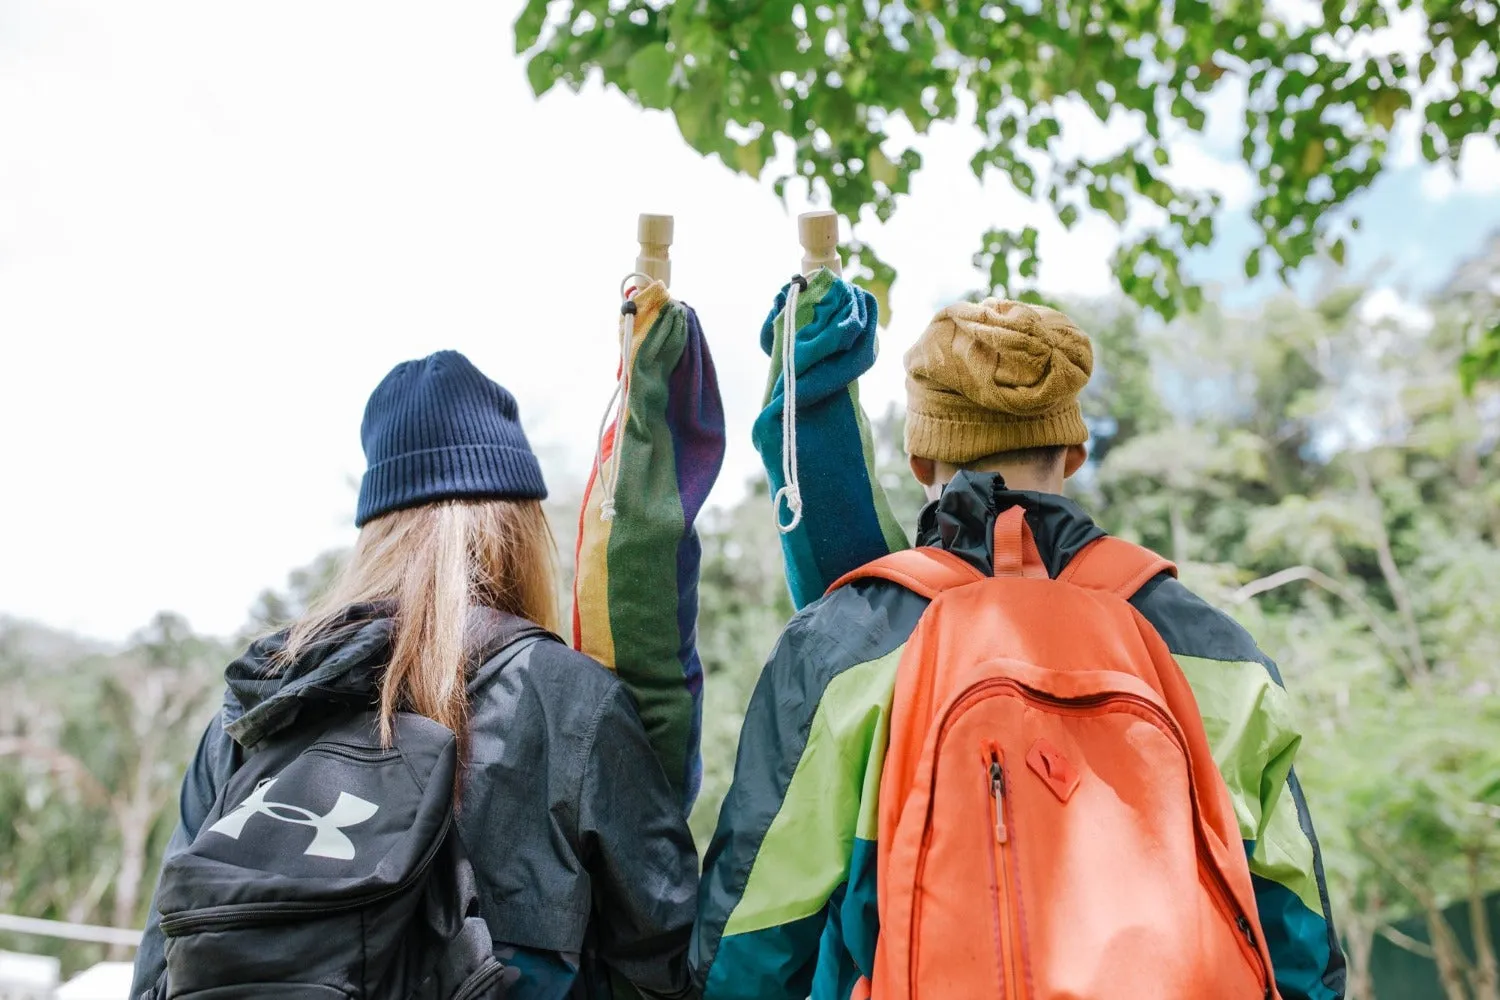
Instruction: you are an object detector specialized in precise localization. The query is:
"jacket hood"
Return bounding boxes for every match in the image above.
[223,603,396,749]
[915,470,1105,577]
[222,603,552,750]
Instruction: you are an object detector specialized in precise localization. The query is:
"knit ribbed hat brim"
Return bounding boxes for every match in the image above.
[356,443,546,526]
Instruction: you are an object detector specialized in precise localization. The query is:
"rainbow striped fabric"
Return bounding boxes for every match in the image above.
[573,280,725,809]
[751,269,907,609]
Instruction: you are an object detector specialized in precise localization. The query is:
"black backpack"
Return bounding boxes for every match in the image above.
[147,699,512,998]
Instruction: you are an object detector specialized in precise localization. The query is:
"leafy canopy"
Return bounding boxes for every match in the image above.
[516,0,1498,329]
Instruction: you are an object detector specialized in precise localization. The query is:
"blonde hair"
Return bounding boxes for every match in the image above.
[277,499,560,752]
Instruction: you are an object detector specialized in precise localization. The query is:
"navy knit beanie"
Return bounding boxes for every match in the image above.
[355,351,547,527]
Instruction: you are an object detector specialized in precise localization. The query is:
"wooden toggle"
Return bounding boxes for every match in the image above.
[636,214,674,288]
[798,210,842,277]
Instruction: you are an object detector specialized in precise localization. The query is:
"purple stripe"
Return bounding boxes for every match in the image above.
[667,304,725,798]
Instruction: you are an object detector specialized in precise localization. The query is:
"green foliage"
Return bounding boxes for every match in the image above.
[1073,269,1500,994]
[1459,322,1500,394]
[0,614,226,971]
[516,0,1499,319]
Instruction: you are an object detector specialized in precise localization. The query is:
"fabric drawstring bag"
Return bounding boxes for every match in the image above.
[574,279,725,808]
[752,269,907,610]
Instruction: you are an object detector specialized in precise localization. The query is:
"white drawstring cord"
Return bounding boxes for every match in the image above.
[774,274,808,533]
[594,273,654,522]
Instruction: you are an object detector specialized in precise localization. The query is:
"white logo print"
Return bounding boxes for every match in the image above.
[208,777,379,860]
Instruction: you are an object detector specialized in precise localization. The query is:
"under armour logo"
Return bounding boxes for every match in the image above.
[208,777,378,860]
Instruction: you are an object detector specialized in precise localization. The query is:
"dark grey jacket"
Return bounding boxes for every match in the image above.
[131,605,698,1000]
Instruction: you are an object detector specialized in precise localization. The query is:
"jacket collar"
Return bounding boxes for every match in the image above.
[915,470,1105,578]
[223,603,395,749]
[222,604,553,749]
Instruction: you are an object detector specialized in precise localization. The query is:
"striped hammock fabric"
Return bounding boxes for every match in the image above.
[573,280,725,809]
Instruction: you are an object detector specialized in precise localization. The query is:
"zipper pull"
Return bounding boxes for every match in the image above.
[989,754,1008,844]
[1236,915,1272,999]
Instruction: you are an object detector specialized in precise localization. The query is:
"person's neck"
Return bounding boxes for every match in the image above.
[950,464,1063,495]
[989,465,1063,494]
[928,466,1064,503]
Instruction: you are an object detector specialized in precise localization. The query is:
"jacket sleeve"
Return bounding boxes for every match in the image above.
[129,712,233,999]
[578,683,700,1000]
[573,282,725,811]
[753,271,909,609]
[1173,650,1347,1000]
[692,610,897,1000]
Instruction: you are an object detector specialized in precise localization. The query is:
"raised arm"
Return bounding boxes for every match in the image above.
[752,214,908,609]
[574,217,726,809]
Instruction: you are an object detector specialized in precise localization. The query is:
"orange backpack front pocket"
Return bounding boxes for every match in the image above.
[893,665,1270,1000]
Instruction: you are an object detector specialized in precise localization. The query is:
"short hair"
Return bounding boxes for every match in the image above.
[962,445,1068,474]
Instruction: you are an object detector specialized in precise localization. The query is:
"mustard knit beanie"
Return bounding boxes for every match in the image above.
[903,298,1093,463]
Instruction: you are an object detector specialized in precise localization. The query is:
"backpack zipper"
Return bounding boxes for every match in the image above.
[309,743,401,764]
[983,749,1026,1000]
[452,957,506,1000]
[918,677,1271,998]
[989,754,1008,845]
[159,810,452,935]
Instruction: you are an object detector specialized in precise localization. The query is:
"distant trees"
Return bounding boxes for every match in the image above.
[0,613,224,964]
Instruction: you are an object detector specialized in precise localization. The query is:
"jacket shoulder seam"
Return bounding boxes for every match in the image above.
[573,683,621,846]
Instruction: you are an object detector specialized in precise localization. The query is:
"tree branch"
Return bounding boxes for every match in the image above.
[1470,851,1500,1000]
[1351,454,1431,677]
[1231,564,1420,683]
[0,737,112,809]
[1379,925,1438,960]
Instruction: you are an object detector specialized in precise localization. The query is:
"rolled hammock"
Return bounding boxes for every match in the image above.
[572,210,908,806]
[753,211,909,610]
[572,214,725,810]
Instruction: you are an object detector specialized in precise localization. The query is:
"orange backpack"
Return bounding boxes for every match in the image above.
[830,507,1279,1000]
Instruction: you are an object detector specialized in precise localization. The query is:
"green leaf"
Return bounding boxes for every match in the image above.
[1102,188,1128,224]
[671,71,725,152]
[513,0,551,54]
[1301,142,1327,176]
[627,43,677,110]
[1245,250,1262,279]
[868,147,898,187]
[1330,237,1347,266]
[732,141,766,177]
[526,51,559,97]
[1458,322,1500,395]
[1059,204,1080,229]
[1372,88,1409,130]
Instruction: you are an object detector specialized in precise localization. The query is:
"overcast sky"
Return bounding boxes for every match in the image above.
[2,1,1497,642]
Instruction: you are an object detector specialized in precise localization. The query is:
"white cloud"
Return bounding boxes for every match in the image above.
[1420,136,1500,200]
[1357,286,1434,331]
[1164,145,1257,211]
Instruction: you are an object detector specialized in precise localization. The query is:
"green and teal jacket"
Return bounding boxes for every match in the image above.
[697,275,1346,1000]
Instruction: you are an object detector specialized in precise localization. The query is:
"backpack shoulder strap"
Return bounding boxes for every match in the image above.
[1057,536,1177,599]
[827,547,986,600]
[469,610,562,668]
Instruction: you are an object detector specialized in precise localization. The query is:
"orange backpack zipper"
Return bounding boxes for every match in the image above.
[984,748,1027,999]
